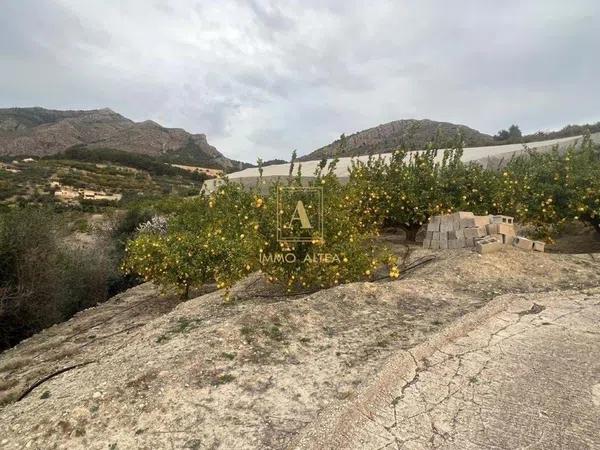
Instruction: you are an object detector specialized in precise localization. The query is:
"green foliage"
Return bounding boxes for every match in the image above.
[0,152,207,211]
[52,146,209,180]
[0,208,115,350]
[347,137,487,239]
[123,163,390,297]
[499,132,600,235]
[568,134,600,232]
[123,134,600,300]
[347,132,600,240]
[257,167,384,292]
[123,183,262,297]
[494,124,522,142]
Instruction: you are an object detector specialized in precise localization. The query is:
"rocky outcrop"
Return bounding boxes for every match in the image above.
[0,107,245,170]
[300,119,494,161]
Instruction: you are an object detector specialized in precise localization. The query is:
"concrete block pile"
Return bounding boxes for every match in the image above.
[423,212,545,254]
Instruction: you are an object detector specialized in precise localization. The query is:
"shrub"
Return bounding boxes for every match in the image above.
[256,164,385,292]
[346,140,486,240]
[347,132,600,240]
[0,208,114,350]
[123,165,390,298]
[123,183,262,298]
[564,134,600,232]
[494,134,600,238]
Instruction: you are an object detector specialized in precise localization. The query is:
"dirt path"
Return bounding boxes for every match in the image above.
[0,247,599,449]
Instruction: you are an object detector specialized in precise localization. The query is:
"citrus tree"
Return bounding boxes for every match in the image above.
[123,163,394,298]
[346,139,488,240]
[493,134,600,238]
[564,133,600,232]
[123,182,262,298]
[255,162,388,293]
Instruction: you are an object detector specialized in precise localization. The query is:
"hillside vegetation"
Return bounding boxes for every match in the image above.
[0,157,204,208]
[300,118,600,161]
[300,119,492,161]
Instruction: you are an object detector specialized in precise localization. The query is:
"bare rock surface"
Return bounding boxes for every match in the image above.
[0,247,599,449]
[0,107,244,170]
[294,288,600,449]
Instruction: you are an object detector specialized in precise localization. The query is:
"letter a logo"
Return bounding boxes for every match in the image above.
[277,187,323,242]
[289,200,312,229]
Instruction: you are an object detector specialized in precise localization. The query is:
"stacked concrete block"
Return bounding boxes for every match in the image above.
[423,212,491,250]
[475,236,504,254]
[426,216,441,232]
[512,236,546,252]
[463,226,486,239]
[486,221,516,245]
[513,236,534,250]
[503,234,515,245]
[423,211,531,255]
[423,211,546,254]
[491,215,514,225]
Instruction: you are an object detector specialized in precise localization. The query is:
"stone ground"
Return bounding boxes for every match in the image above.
[0,242,599,449]
[294,288,600,449]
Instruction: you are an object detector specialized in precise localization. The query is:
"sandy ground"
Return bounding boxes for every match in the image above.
[294,288,600,449]
[0,244,599,449]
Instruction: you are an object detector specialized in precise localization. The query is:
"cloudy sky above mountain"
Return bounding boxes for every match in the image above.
[1,0,598,161]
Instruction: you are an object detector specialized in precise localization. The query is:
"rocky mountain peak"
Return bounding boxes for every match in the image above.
[0,107,247,170]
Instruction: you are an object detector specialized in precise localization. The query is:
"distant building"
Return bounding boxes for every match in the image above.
[93,192,122,202]
[0,162,21,173]
[54,188,79,200]
[81,190,97,200]
[54,186,121,203]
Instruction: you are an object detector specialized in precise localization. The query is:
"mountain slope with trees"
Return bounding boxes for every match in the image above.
[300,118,600,161]
[299,119,494,161]
[0,107,248,171]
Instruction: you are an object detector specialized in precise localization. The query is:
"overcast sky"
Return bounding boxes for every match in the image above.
[1,1,598,162]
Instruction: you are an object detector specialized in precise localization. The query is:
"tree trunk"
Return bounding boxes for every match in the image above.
[581,214,600,234]
[400,224,421,242]
[180,284,190,300]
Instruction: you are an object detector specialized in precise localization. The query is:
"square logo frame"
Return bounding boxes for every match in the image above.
[276,186,324,243]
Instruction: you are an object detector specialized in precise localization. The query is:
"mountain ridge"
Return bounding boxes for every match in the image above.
[0,107,247,170]
[299,118,494,161]
[300,118,600,162]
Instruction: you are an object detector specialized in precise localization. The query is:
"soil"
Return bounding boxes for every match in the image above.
[0,240,599,449]
[545,222,600,254]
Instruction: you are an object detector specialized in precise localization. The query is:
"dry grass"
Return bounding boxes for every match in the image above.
[21,339,62,356]
[0,378,18,391]
[42,345,80,363]
[0,357,32,373]
[0,384,23,406]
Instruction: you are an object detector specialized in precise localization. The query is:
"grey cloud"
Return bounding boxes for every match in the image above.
[246,0,295,31]
[1,0,598,162]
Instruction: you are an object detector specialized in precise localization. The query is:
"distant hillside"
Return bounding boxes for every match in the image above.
[0,107,249,171]
[520,121,600,144]
[300,119,494,161]
[301,118,600,162]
